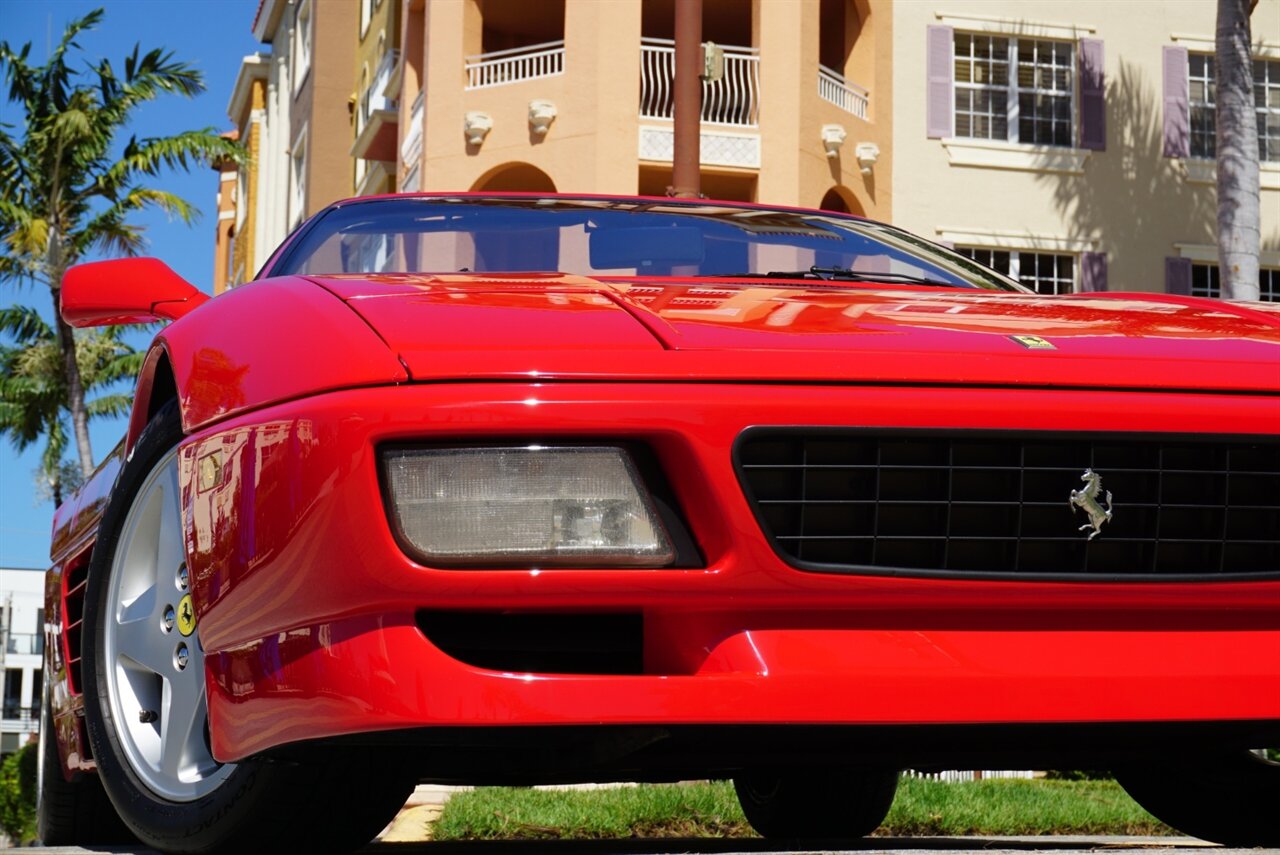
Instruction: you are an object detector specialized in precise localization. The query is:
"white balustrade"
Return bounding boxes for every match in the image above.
[640,38,760,127]
[818,64,869,120]
[465,40,565,90]
[358,49,401,138]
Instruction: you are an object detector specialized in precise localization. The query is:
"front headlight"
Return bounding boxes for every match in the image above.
[382,446,675,567]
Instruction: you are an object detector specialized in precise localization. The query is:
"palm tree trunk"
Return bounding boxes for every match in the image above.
[50,281,95,478]
[1215,0,1261,301]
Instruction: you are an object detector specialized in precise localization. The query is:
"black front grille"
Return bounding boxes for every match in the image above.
[736,430,1280,579]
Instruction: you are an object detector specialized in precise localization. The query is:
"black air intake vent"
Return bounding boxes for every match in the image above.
[417,611,644,674]
[736,430,1280,579]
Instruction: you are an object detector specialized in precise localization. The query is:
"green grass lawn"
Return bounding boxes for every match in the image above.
[433,777,1175,840]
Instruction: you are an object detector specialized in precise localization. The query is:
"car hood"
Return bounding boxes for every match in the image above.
[303,273,1280,393]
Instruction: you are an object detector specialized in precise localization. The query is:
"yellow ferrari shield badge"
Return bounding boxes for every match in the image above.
[1009,335,1056,350]
[176,594,197,637]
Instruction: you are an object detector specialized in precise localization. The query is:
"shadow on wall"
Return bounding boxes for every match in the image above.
[1034,59,1218,280]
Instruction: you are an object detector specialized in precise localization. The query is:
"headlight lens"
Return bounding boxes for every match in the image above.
[382,446,675,567]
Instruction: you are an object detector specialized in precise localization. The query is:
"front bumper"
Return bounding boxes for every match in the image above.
[178,383,1280,762]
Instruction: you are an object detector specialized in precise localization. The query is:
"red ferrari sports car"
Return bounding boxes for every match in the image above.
[39,194,1279,852]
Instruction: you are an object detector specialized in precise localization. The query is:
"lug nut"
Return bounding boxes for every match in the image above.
[162,605,176,632]
[177,562,189,591]
[139,709,158,723]
[174,643,189,671]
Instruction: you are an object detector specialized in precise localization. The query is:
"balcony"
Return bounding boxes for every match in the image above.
[400,90,424,192]
[465,40,565,90]
[638,38,762,170]
[639,38,760,127]
[1,705,37,730]
[351,49,400,161]
[818,63,869,120]
[4,633,43,656]
[356,159,395,197]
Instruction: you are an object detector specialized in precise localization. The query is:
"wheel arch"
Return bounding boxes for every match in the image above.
[125,277,407,448]
[125,345,178,456]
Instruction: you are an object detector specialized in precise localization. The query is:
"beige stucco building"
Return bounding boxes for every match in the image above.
[890,0,1280,297]
[223,57,269,292]
[353,0,402,197]
[211,130,241,295]
[215,0,1279,303]
[215,0,359,292]
[395,0,892,218]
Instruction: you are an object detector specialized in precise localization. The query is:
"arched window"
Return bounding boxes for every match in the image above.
[820,187,864,217]
[471,162,557,193]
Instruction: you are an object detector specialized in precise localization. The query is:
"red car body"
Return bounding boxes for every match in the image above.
[42,194,1280,849]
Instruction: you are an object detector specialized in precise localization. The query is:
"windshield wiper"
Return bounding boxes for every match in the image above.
[713,266,970,288]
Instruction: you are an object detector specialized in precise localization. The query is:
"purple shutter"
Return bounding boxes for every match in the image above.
[1080,251,1108,292]
[1078,39,1105,151]
[927,26,954,139]
[1165,257,1192,294]
[1162,46,1189,157]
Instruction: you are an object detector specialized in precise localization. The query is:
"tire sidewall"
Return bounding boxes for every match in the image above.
[80,402,270,851]
[1116,750,1280,846]
[734,767,899,839]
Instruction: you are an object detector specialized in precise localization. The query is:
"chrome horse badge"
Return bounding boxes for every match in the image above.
[1069,469,1113,540]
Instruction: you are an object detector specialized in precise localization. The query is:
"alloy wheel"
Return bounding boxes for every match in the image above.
[101,447,233,801]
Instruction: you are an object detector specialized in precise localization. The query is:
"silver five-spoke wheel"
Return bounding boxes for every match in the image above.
[102,447,233,801]
[81,399,413,852]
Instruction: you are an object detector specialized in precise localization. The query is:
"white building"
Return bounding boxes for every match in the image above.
[889,0,1280,299]
[1,567,45,755]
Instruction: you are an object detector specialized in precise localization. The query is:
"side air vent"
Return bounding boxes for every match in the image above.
[62,557,91,693]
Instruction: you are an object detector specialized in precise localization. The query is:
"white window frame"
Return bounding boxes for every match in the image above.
[957,246,1077,295]
[292,0,313,95]
[1188,53,1216,160]
[1256,59,1280,162]
[360,0,372,38]
[1191,262,1280,301]
[953,32,1077,148]
[1186,53,1280,163]
[289,124,308,229]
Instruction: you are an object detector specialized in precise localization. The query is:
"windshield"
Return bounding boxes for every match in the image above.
[270,196,1025,291]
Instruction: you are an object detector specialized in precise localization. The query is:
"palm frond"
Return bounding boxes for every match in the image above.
[74,213,146,257]
[97,130,244,192]
[86,393,132,419]
[0,7,218,490]
[0,304,52,341]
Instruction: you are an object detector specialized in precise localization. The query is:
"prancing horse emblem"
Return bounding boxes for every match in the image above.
[1069,468,1113,541]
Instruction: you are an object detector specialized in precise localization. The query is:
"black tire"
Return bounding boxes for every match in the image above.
[733,767,899,839]
[1116,749,1280,846]
[81,402,416,853]
[36,694,134,846]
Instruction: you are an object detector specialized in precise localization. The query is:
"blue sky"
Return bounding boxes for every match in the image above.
[1,0,261,568]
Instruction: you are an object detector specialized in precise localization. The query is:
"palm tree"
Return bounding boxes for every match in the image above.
[0,9,242,479]
[1215,0,1261,301]
[0,306,140,506]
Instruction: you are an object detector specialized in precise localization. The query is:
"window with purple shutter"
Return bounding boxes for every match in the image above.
[1163,46,1189,157]
[927,26,954,139]
[1079,39,1105,151]
[1080,251,1108,292]
[1165,257,1192,294]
